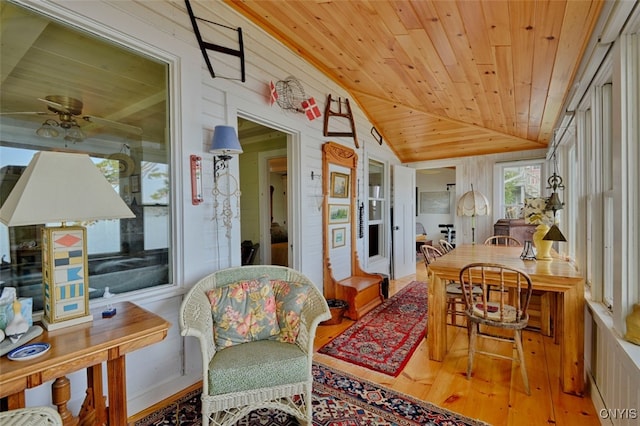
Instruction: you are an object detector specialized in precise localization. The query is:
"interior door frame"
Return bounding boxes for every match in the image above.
[236,112,300,269]
[258,148,287,264]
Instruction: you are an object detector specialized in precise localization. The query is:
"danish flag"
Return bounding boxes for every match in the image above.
[269,81,278,105]
[301,97,321,121]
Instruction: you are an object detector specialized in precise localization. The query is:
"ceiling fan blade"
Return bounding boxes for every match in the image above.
[37,97,72,114]
[0,111,52,116]
[82,115,143,135]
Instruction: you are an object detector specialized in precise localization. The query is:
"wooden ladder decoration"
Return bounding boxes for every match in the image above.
[185,0,245,82]
[323,94,359,148]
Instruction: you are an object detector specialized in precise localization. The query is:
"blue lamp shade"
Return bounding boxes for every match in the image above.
[209,125,243,155]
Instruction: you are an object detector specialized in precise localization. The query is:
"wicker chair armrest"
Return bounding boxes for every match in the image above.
[179,275,217,384]
[296,284,331,354]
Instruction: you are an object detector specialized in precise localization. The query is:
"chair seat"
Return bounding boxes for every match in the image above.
[209,340,308,395]
[446,283,482,295]
[472,301,517,322]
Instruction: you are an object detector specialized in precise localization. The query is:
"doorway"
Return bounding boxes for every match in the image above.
[415,167,457,258]
[237,118,289,266]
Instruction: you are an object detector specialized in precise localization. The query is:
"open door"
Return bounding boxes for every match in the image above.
[392,164,416,279]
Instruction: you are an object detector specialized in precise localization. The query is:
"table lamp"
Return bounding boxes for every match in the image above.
[456,184,490,244]
[0,151,135,330]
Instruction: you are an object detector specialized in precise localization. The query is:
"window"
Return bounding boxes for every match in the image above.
[368,159,385,258]
[0,3,171,311]
[493,159,546,221]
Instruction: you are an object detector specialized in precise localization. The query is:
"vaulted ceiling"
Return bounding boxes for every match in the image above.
[226,0,605,163]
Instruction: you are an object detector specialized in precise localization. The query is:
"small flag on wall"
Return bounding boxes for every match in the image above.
[269,81,278,105]
[301,97,321,121]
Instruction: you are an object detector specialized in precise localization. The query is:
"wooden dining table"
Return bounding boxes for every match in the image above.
[426,244,585,396]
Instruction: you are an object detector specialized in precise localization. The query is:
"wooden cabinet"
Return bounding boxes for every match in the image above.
[493,219,537,245]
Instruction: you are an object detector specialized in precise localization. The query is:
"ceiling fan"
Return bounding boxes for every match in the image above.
[2,95,143,142]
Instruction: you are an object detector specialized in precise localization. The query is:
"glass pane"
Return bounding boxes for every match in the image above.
[369,200,383,221]
[502,164,542,218]
[369,160,384,198]
[0,3,171,311]
[368,224,382,257]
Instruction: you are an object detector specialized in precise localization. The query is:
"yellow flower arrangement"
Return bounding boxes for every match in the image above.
[523,197,555,226]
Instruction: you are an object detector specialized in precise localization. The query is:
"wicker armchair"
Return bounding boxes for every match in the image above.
[0,407,63,425]
[179,265,331,426]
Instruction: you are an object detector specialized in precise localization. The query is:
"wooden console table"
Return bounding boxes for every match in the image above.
[0,301,170,425]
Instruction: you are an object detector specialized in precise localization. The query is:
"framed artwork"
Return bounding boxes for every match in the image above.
[330,172,349,198]
[419,191,451,214]
[332,227,346,248]
[328,204,350,223]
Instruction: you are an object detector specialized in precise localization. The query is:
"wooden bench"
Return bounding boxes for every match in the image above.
[338,273,383,320]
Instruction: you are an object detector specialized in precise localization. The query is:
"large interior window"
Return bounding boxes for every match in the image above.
[0,2,171,311]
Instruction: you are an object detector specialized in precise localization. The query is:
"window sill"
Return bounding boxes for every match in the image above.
[585,295,640,374]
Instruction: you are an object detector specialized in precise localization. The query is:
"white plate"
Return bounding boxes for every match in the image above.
[7,342,51,361]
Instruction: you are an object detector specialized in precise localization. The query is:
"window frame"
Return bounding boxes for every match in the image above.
[366,157,387,262]
[0,1,183,312]
[492,158,548,224]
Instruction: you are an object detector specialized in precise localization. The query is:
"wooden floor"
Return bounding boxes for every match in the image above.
[313,260,600,426]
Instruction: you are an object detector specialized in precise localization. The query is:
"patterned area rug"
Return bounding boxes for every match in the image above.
[134,362,489,426]
[318,280,428,376]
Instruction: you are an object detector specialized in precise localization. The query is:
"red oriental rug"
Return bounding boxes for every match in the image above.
[318,280,428,376]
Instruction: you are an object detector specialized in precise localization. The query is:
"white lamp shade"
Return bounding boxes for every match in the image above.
[209,125,243,155]
[0,151,135,226]
[457,188,490,217]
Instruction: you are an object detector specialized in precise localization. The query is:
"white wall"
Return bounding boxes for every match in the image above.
[14,0,398,416]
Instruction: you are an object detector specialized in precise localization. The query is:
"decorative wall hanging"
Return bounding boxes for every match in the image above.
[269,81,278,105]
[184,0,246,82]
[328,204,350,224]
[323,94,358,148]
[420,191,450,214]
[370,126,383,145]
[273,76,306,111]
[301,98,321,121]
[330,172,349,198]
[190,154,203,205]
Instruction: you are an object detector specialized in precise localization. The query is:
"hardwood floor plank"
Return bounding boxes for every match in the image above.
[312,260,600,426]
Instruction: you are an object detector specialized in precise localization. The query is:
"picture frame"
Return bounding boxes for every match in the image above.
[330,172,349,198]
[332,227,346,248]
[328,204,350,223]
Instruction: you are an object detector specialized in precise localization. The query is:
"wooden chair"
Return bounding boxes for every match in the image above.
[439,239,454,253]
[421,244,479,326]
[459,263,533,395]
[484,235,557,338]
[483,235,522,246]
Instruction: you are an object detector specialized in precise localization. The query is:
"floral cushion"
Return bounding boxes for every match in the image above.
[207,278,280,349]
[270,279,309,343]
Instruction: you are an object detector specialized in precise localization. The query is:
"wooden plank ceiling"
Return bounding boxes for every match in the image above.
[225,0,604,162]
